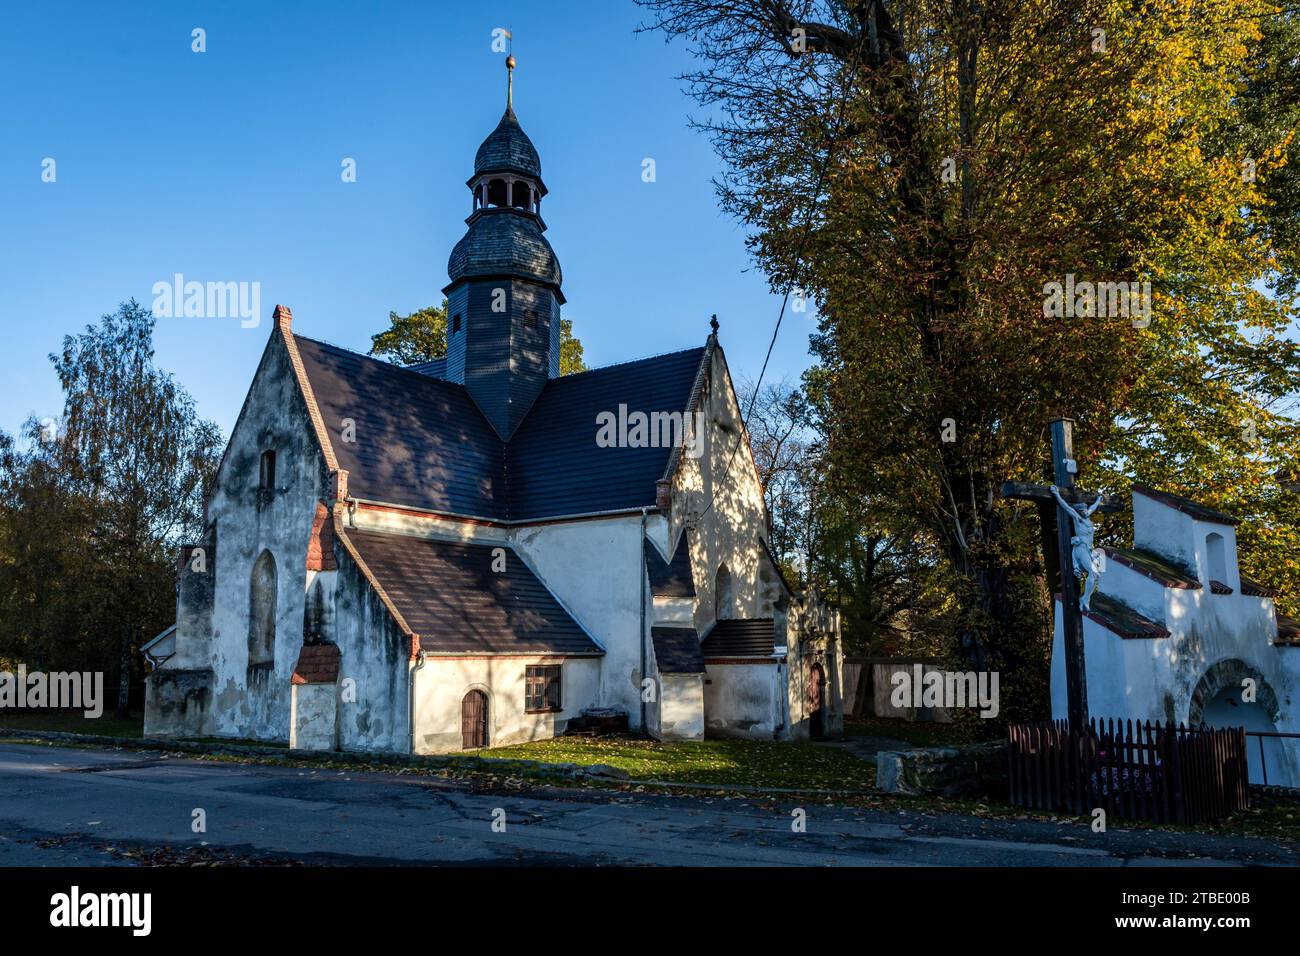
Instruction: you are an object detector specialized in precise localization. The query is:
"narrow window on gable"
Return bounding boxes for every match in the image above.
[259,450,276,492]
[248,549,277,666]
[525,665,561,713]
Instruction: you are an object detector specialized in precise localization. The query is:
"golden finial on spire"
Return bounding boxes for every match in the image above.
[506,53,515,109]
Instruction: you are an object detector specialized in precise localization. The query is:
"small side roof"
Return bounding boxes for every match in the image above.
[645,535,695,598]
[342,528,601,657]
[651,626,705,674]
[1105,546,1200,589]
[701,618,776,659]
[1068,592,1170,639]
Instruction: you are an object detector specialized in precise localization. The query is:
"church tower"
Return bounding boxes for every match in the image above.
[443,55,564,440]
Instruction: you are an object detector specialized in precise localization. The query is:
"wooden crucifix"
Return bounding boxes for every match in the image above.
[1002,418,1123,732]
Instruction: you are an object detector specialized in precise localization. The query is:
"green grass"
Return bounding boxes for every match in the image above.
[473,735,878,790]
[0,710,144,738]
[844,716,997,748]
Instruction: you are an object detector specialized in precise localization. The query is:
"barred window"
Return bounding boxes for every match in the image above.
[525,665,561,713]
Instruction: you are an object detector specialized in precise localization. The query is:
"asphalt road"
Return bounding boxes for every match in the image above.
[0,742,1295,866]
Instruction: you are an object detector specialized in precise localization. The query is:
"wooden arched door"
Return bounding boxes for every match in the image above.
[808,663,825,740]
[461,690,488,749]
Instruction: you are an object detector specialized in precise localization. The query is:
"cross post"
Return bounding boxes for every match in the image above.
[1002,418,1123,733]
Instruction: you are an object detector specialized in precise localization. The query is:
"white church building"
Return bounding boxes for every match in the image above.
[1051,485,1300,786]
[143,66,844,754]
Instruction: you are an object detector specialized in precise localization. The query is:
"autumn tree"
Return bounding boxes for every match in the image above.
[371,300,588,374]
[0,301,221,714]
[642,0,1300,716]
[741,375,956,657]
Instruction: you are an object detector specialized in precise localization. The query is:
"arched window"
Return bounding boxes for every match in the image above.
[302,577,328,645]
[248,549,277,666]
[487,178,509,207]
[715,563,734,620]
[1206,532,1227,585]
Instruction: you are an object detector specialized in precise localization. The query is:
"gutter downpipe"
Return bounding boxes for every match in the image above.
[640,507,648,735]
[409,648,427,755]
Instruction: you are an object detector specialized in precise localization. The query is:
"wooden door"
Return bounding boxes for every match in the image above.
[461,690,488,749]
[808,664,825,739]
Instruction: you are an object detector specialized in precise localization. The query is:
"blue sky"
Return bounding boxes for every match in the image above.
[0,0,817,439]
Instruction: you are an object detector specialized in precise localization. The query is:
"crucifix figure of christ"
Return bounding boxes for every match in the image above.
[1002,418,1122,732]
[1050,483,1103,612]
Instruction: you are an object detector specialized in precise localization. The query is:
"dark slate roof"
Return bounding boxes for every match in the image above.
[294,336,508,518]
[446,210,561,290]
[506,347,707,520]
[645,535,695,597]
[651,627,705,674]
[1105,547,1200,589]
[293,335,706,521]
[701,618,776,659]
[1134,485,1240,526]
[1068,592,1170,639]
[343,528,601,656]
[474,106,541,178]
[408,357,446,379]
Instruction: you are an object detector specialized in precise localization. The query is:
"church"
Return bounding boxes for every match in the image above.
[143,61,844,754]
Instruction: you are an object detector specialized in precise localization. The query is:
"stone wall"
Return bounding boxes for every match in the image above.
[875,740,1007,798]
[144,668,214,737]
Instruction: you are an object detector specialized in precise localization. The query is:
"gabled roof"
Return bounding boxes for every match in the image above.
[505,347,707,520]
[1133,485,1240,526]
[645,535,695,597]
[291,335,706,522]
[294,336,507,518]
[651,626,705,674]
[701,618,776,659]
[342,528,601,657]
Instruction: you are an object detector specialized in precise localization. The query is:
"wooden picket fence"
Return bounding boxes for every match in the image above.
[1007,718,1248,824]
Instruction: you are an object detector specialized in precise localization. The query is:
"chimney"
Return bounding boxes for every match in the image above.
[274,303,293,332]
